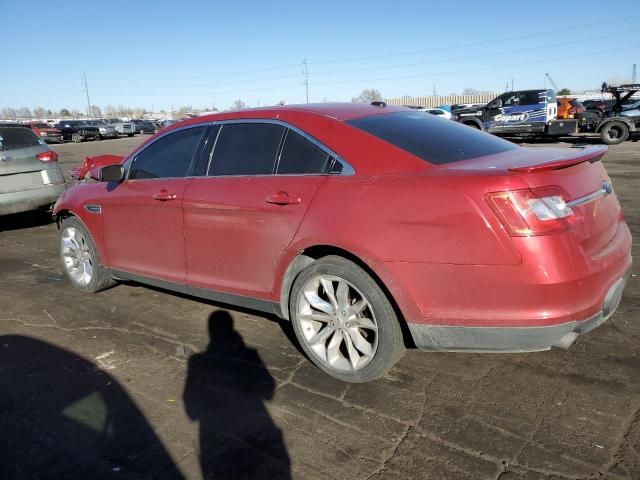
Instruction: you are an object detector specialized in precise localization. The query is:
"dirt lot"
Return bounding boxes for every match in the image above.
[1,135,639,479]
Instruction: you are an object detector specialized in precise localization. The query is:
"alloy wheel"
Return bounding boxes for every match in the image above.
[297,275,379,372]
[61,226,94,286]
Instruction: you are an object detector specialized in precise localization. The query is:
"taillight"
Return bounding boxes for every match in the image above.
[486,187,580,236]
[36,151,58,162]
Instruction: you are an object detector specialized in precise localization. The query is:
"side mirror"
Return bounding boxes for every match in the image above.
[490,99,503,109]
[99,164,125,183]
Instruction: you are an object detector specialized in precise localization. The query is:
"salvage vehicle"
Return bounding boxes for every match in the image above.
[88,119,118,140]
[452,84,640,145]
[131,119,155,134]
[106,118,135,137]
[53,103,632,382]
[1,123,66,215]
[24,121,64,144]
[54,120,100,143]
[557,97,586,119]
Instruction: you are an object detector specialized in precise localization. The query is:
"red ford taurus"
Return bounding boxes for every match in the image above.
[53,103,632,382]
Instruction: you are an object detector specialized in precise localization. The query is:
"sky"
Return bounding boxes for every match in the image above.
[1,0,638,113]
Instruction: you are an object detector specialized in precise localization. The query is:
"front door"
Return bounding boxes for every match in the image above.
[101,126,207,283]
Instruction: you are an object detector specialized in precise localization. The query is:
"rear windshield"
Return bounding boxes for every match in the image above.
[346,111,517,164]
[0,126,42,151]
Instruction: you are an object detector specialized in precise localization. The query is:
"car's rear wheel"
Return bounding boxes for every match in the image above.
[601,121,629,145]
[59,217,115,293]
[289,256,405,383]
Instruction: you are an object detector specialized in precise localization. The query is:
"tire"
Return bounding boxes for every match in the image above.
[71,133,82,143]
[128,133,134,137]
[289,255,405,383]
[96,135,102,141]
[601,121,630,145]
[139,129,144,135]
[59,216,116,293]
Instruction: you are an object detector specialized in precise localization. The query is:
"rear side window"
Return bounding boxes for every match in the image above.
[0,127,42,150]
[129,126,205,179]
[346,111,517,165]
[277,130,333,174]
[210,123,285,176]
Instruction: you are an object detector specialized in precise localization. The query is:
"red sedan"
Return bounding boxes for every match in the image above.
[53,103,632,382]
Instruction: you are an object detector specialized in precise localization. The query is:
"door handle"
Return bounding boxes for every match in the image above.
[265,191,302,205]
[152,190,177,201]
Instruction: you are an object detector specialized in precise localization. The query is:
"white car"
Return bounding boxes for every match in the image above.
[422,108,452,120]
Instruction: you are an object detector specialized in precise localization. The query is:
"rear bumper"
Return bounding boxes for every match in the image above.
[0,183,66,215]
[408,268,631,352]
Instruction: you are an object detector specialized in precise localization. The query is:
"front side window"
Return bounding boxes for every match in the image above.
[209,123,285,176]
[129,126,205,179]
[347,111,517,165]
[277,130,333,175]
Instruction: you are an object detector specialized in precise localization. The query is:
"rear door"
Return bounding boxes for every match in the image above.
[183,122,333,299]
[0,126,62,195]
[101,125,208,283]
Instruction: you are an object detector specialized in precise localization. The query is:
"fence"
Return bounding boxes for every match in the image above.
[385,93,498,108]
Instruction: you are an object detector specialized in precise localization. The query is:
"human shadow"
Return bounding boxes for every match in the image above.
[0,335,184,479]
[183,311,290,479]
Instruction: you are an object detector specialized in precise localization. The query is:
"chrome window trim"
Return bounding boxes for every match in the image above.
[566,181,614,208]
[205,118,355,177]
[122,118,355,181]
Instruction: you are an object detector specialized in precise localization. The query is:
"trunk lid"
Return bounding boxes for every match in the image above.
[446,145,620,256]
[0,126,52,193]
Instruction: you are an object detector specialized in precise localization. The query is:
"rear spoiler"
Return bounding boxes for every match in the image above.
[508,145,608,173]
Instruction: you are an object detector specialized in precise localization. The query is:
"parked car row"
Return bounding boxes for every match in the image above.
[17,117,167,144]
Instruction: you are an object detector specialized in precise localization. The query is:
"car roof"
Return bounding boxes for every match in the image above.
[196,102,408,123]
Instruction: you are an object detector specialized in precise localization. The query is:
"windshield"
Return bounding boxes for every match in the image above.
[346,111,517,165]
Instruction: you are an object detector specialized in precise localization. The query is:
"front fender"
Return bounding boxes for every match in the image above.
[54,185,110,268]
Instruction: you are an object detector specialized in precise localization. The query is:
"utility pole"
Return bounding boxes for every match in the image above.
[302,58,309,104]
[82,72,92,117]
[505,81,509,92]
[511,78,514,91]
[633,64,637,83]
[432,84,436,97]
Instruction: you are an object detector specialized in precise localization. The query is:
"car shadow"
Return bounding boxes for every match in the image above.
[183,310,291,479]
[0,209,54,232]
[0,335,184,479]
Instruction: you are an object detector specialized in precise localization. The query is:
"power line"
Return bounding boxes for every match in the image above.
[308,14,640,66]
[312,45,640,87]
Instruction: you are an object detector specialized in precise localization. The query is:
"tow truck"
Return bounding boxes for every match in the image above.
[451,83,640,145]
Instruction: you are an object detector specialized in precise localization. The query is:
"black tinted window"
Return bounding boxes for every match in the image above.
[347,111,517,165]
[277,130,332,174]
[129,126,205,179]
[210,123,285,176]
[0,126,41,150]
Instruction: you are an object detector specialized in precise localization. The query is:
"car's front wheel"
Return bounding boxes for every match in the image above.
[71,133,82,143]
[59,216,115,293]
[289,256,405,382]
